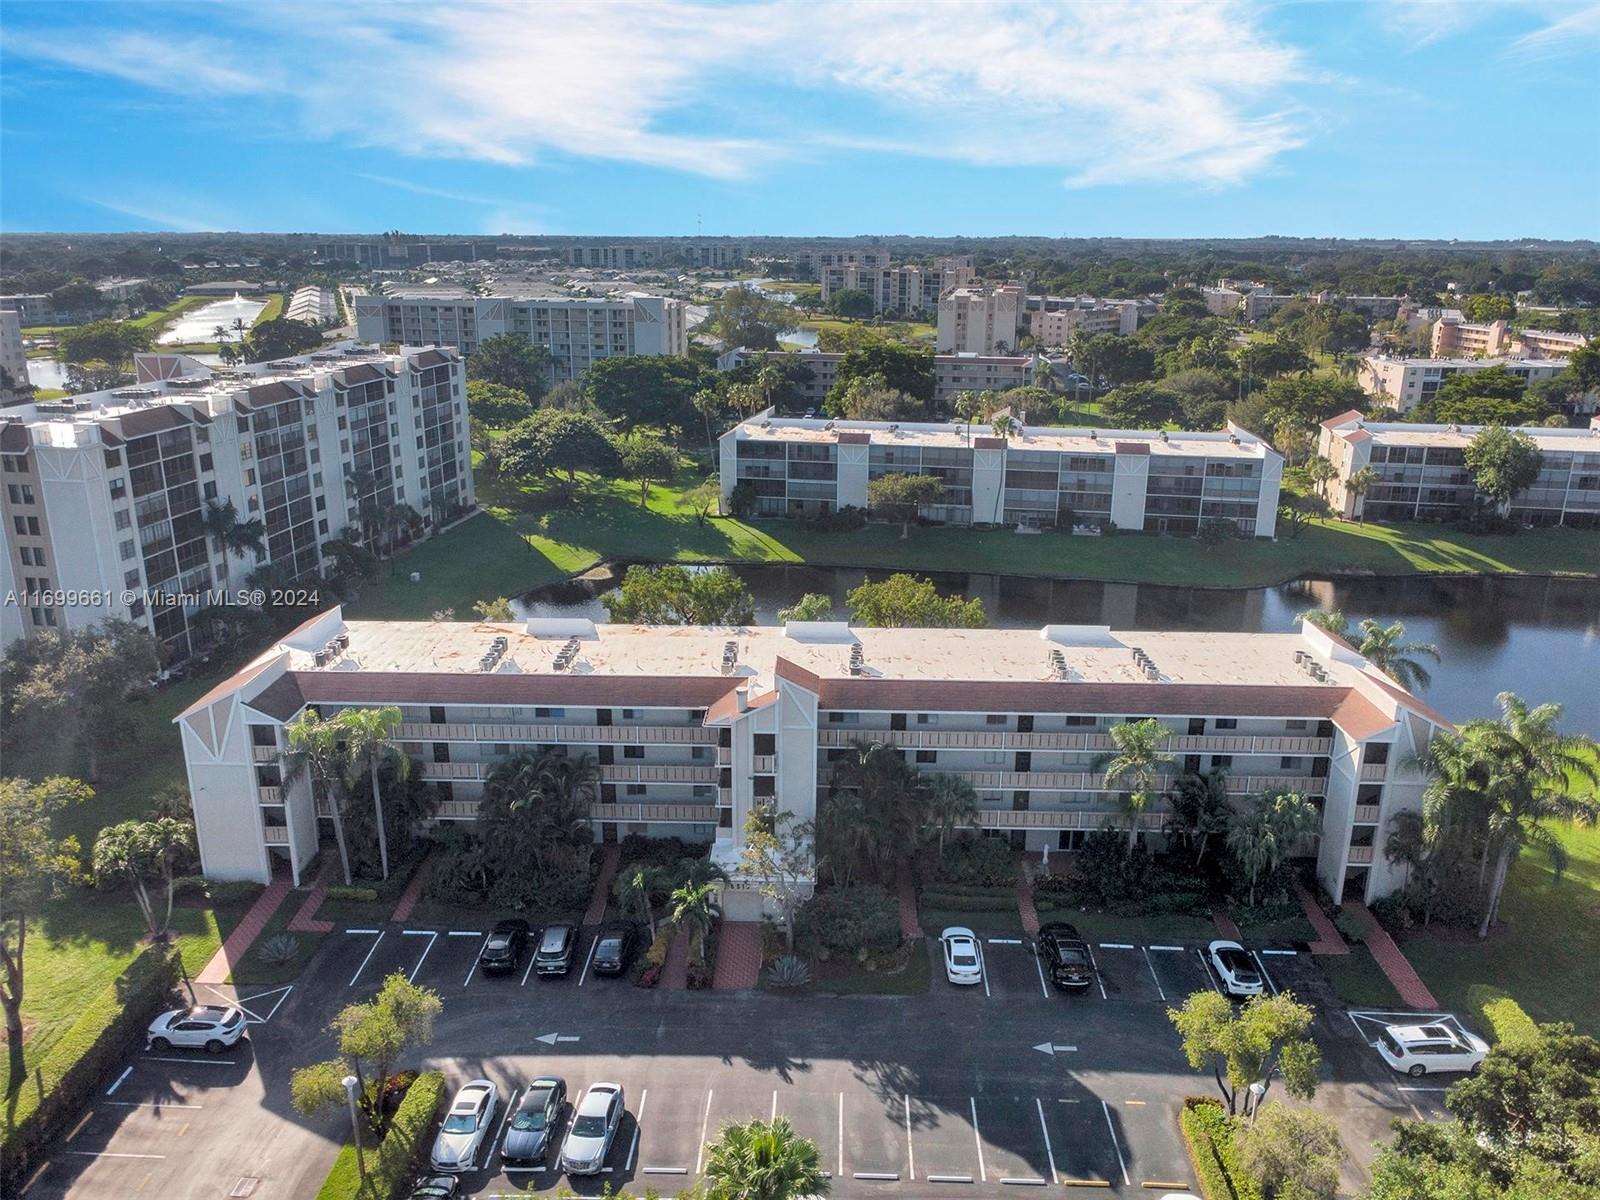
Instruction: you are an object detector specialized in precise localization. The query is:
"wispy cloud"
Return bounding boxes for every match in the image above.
[7,30,266,93]
[79,191,232,232]
[1377,0,1600,60]
[1507,2,1600,60]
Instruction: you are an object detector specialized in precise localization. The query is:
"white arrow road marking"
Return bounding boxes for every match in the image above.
[1033,1042,1078,1056]
[534,1032,580,1045]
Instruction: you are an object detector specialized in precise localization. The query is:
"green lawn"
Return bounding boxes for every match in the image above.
[127,295,207,333]
[1042,909,1220,943]
[252,293,285,325]
[801,944,932,995]
[919,905,1025,934]
[1320,944,1403,1009]
[1399,820,1599,1035]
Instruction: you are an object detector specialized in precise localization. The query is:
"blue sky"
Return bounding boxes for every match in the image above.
[1,0,1597,239]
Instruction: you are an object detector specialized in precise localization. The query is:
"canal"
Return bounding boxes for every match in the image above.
[518,566,1600,735]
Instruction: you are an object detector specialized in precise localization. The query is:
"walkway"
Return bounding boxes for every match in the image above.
[1209,902,1243,943]
[712,922,764,990]
[896,868,923,939]
[583,844,622,927]
[287,864,334,935]
[196,877,292,985]
[660,926,691,990]
[1015,862,1041,937]
[1295,880,1351,956]
[1346,902,1438,1009]
[388,854,432,925]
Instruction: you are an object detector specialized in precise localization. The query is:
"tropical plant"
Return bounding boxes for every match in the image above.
[90,817,196,940]
[256,933,301,965]
[602,564,756,625]
[1165,769,1233,867]
[1236,1103,1343,1199]
[284,709,355,885]
[669,879,722,968]
[777,593,833,623]
[702,1116,830,1200]
[845,574,986,628]
[866,472,944,538]
[1356,618,1440,693]
[615,865,669,937]
[202,498,266,559]
[333,707,410,881]
[1091,719,1175,854]
[1296,608,1350,639]
[924,773,980,855]
[739,804,815,951]
[1226,791,1320,907]
[1345,465,1378,521]
[825,740,923,880]
[765,955,812,989]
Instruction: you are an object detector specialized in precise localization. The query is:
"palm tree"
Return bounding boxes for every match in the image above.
[1345,465,1377,522]
[702,1116,830,1200]
[1091,720,1174,854]
[1295,608,1350,640]
[614,865,667,937]
[670,879,722,968]
[333,706,409,881]
[991,414,1018,440]
[1463,692,1599,938]
[202,498,266,559]
[283,710,355,885]
[828,740,921,880]
[1383,809,1427,894]
[1166,768,1232,866]
[1226,791,1319,906]
[924,773,980,855]
[1226,803,1275,908]
[1356,619,1440,694]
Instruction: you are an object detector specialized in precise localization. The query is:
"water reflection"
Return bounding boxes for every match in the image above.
[158,295,268,344]
[518,565,1600,733]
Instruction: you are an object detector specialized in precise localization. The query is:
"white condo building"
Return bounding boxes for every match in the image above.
[0,310,26,399]
[937,285,1024,354]
[720,414,1283,536]
[1357,354,1572,412]
[354,291,688,382]
[818,257,976,316]
[0,344,472,657]
[177,608,1449,910]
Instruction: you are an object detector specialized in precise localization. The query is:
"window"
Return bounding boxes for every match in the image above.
[916,713,938,725]
[754,734,776,756]
[625,784,646,796]
[26,516,38,535]
[1065,715,1097,727]
[1280,756,1302,770]
[250,725,278,748]
[826,712,860,725]
[916,750,937,764]
[1212,755,1233,769]
[1364,742,1392,766]
[623,745,643,759]
[1215,718,1238,730]
[534,707,565,719]
[124,569,139,587]
[199,453,214,472]
[983,750,1005,765]
[1285,719,1308,731]
[120,539,136,561]
[622,708,639,719]
[109,478,126,499]
[114,508,131,529]
[103,448,121,468]
[985,714,1008,726]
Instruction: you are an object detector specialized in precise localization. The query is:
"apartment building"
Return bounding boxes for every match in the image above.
[0,310,27,400]
[720,414,1283,536]
[1430,316,1588,361]
[1318,411,1600,528]
[0,295,52,326]
[568,244,657,269]
[818,257,976,316]
[1028,300,1144,345]
[1357,354,1572,412]
[176,606,1445,908]
[0,344,472,656]
[790,248,893,275]
[717,348,1036,408]
[1312,291,1404,320]
[318,239,495,268]
[1200,284,1296,322]
[938,284,1024,354]
[354,290,688,381]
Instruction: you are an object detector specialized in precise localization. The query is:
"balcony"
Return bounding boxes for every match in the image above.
[1360,763,1388,782]
[1347,845,1375,865]
[252,745,279,762]
[417,761,485,781]
[257,786,283,804]
[395,721,717,745]
[1354,804,1381,824]
[753,755,777,774]
[592,802,718,825]
[599,764,719,784]
[717,746,733,766]
[262,826,290,845]
[976,809,1165,831]
[926,769,1326,797]
[815,729,1331,756]
[435,798,480,820]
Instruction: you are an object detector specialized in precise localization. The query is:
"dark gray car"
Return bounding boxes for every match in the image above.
[534,923,577,976]
[502,1076,566,1165]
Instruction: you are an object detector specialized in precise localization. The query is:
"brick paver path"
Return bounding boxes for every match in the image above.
[287,867,334,934]
[1210,902,1243,942]
[1015,862,1041,937]
[388,853,433,925]
[196,877,292,984]
[660,926,691,990]
[896,868,923,939]
[712,922,764,990]
[1346,902,1438,1008]
[1295,880,1351,956]
[583,844,622,927]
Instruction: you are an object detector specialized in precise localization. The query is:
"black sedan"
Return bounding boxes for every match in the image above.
[478,919,531,975]
[591,922,639,976]
[502,1075,567,1165]
[1035,922,1096,990]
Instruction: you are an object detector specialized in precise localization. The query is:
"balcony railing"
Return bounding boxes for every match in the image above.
[257,786,283,804]
[717,747,733,765]
[925,769,1326,796]
[592,802,719,824]
[753,755,777,774]
[816,729,1331,755]
[417,761,485,780]
[1354,804,1381,824]
[599,764,719,784]
[252,746,279,762]
[976,809,1166,831]
[394,721,717,745]
[262,826,290,845]
[1360,763,1388,782]
[1347,845,1375,865]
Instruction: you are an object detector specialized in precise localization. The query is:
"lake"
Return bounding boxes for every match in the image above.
[517,566,1600,735]
[158,295,267,344]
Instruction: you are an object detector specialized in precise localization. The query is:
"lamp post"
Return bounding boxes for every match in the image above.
[1247,1080,1267,1123]
[342,1074,367,1182]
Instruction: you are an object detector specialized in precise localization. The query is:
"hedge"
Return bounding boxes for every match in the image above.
[1,944,180,1191]
[1466,986,1539,1047]
[1178,1096,1261,1200]
[918,890,1019,912]
[327,885,380,903]
[315,1070,447,1200]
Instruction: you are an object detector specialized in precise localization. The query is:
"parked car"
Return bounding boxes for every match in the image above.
[478,918,531,975]
[406,1176,460,1199]
[940,927,984,986]
[146,1005,246,1053]
[560,1082,625,1175]
[591,922,639,976]
[1375,1022,1489,1077]
[1208,940,1264,997]
[429,1079,499,1172]
[534,923,578,977]
[503,1075,567,1165]
[1035,923,1095,990]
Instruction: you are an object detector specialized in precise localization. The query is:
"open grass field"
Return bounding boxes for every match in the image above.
[127,295,207,333]
[252,292,284,325]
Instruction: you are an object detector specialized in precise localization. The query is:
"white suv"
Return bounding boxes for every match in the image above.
[147,1005,246,1053]
[1375,1022,1489,1077]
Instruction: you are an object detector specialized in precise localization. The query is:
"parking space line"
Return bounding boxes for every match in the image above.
[1100,1101,1129,1188]
[927,1174,974,1183]
[577,935,598,987]
[1141,947,1167,1002]
[1251,950,1279,996]
[1085,945,1107,1000]
[1035,1098,1057,1184]
[970,1096,986,1183]
[905,1093,915,1181]
[1148,945,1184,952]
[854,1172,900,1181]
[626,1088,647,1171]
[64,1111,92,1143]
[770,1089,777,1121]
[979,942,991,998]
[1098,943,1134,950]
[203,984,261,1023]
[402,930,438,983]
[643,1167,688,1174]
[695,1089,714,1175]
[491,1087,519,1163]
[1395,1086,1450,1093]
[106,1065,134,1095]
[1001,1178,1048,1186]
[142,1056,236,1065]
[988,937,1022,945]
[1030,942,1050,997]
[463,935,491,986]
[447,930,481,937]
[65,1151,166,1160]
[102,1101,204,1109]
[1259,948,1297,956]
[238,984,294,1024]
[1196,949,1224,995]
[838,1091,845,1179]
[347,930,385,988]
[520,948,537,987]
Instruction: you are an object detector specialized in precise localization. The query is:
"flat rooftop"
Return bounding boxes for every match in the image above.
[1333,419,1600,453]
[1362,354,1571,369]
[728,418,1272,459]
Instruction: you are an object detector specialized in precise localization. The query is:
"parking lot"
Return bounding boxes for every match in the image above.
[26,923,1456,1200]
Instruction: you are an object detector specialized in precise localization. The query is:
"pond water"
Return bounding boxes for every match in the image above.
[517,566,1600,735]
[27,351,224,393]
[158,294,267,345]
[779,326,819,349]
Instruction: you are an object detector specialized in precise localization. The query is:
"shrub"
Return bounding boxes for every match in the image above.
[795,886,903,957]
[619,834,708,869]
[1058,833,1207,916]
[327,885,379,903]
[1467,987,1539,1046]
[256,933,301,965]
[644,927,673,967]
[204,879,263,906]
[1235,1104,1341,1200]
[0,945,180,1192]
[636,964,662,989]
[314,1070,447,1200]
[932,838,1015,887]
[1178,1097,1261,1200]
[1334,909,1367,944]
[918,890,1018,911]
[807,504,866,532]
[766,955,813,988]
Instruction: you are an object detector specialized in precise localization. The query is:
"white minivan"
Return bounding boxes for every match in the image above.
[1375,1022,1489,1077]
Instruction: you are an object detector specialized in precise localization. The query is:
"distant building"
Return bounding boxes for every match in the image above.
[1430,316,1587,361]
[790,248,893,275]
[0,295,53,326]
[0,311,27,401]
[354,291,687,381]
[1311,291,1404,320]
[568,244,658,269]
[717,347,1036,408]
[0,344,472,656]
[284,286,338,327]
[1357,355,1572,412]
[184,280,279,297]
[818,257,975,315]
[937,284,1024,354]
[318,239,496,269]
[1318,410,1600,528]
[721,413,1282,535]
[1027,298,1147,344]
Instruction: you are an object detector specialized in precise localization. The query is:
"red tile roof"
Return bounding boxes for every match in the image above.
[1319,409,1365,430]
[835,431,871,445]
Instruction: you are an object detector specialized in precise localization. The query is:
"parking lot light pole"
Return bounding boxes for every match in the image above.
[342,1074,367,1181]
[1246,1080,1267,1123]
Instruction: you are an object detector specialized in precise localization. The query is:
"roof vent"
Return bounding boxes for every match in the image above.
[1047,647,1069,680]
[848,642,865,676]
[720,640,739,675]
[552,637,582,671]
[823,421,835,431]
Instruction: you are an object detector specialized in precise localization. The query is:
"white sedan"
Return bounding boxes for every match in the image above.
[940,927,984,986]
[430,1079,499,1172]
[1376,1023,1489,1077]
[1207,940,1265,997]
[146,1005,246,1053]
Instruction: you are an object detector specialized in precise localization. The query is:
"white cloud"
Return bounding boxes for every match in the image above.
[1507,3,1600,60]
[9,0,1315,189]
[1377,0,1600,59]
